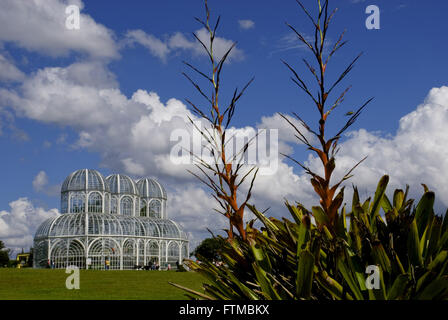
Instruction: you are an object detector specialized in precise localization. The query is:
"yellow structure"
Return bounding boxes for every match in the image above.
[16,253,31,268]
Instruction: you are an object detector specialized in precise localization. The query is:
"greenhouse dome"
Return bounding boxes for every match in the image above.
[137,178,167,199]
[61,169,107,193]
[33,169,188,270]
[136,178,167,219]
[106,174,138,195]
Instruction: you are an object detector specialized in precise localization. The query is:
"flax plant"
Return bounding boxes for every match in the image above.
[183,0,257,241]
[280,0,373,233]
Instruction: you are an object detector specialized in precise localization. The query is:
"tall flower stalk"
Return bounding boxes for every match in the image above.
[280,0,373,233]
[183,0,257,241]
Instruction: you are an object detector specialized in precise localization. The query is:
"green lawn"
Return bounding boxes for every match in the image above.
[0,269,205,300]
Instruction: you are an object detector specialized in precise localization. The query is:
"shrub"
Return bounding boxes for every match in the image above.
[173,177,448,300]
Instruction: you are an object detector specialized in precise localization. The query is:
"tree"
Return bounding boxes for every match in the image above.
[0,241,10,267]
[191,237,225,262]
[28,247,34,268]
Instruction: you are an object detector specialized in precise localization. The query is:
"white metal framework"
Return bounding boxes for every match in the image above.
[33,169,188,270]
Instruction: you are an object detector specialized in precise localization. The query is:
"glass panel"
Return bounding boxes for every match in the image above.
[67,240,86,269]
[88,171,103,190]
[104,194,110,214]
[122,239,136,269]
[88,192,103,213]
[120,196,133,216]
[70,170,86,190]
[61,193,68,213]
[149,200,161,218]
[111,196,118,214]
[88,238,120,270]
[120,176,134,194]
[140,200,147,217]
[107,176,118,194]
[70,192,85,213]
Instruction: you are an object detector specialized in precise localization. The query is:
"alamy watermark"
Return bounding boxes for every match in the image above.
[65,265,80,290]
[65,5,80,30]
[365,265,380,290]
[366,5,380,30]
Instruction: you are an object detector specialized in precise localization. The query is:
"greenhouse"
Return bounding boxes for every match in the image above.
[33,169,189,270]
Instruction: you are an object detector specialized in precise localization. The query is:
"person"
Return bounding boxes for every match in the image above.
[167,263,171,271]
[51,260,55,269]
[105,258,110,270]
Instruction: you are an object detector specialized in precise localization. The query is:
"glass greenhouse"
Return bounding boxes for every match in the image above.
[33,169,189,270]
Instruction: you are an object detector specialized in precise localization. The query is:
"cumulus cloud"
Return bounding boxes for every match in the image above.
[257,113,317,156]
[302,86,448,209]
[125,28,245,63]
[0,198,59,253]
[32,171,60,196]
[0,61,194,180]
[168,184,227,248]
[124,29,170,62]
[0,54,25,82]
[32,171,49,192]
[0,0,118,59]
[0,61,134,129]
[121,158,145,176]
[238,19,255,30]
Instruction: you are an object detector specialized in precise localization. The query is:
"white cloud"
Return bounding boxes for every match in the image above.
[32,171,49,192]
[270,32,311,56]
[185,28,245,62]
[32,171,60,196]
[125,28,245,63]
[0,54,25,82]
[124,29,170,62]
[0,198,60,253]
[168,184,226,248]
[121,158,145,176]
[303,86,448,209]
[270,32,333,57]
[0,61,195,180]
[257,113,317,156]
[238,19,255,30]
[0,61,134,129]
[0,0,118,59]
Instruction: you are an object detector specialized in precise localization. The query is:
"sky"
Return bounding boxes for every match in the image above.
[1,0,448,253]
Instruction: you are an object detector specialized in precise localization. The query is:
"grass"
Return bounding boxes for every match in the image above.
[0,268,206,300]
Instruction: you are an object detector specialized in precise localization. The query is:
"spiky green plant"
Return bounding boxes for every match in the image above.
[171,0,448,301]
[172,177,448,300]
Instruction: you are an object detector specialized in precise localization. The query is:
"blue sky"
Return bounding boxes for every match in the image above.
[1,0,448,251]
